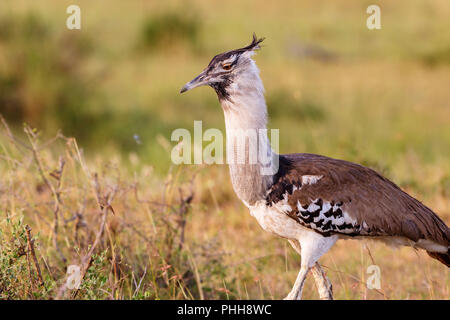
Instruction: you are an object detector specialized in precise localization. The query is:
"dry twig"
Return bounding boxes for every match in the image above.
[25,225,44,287]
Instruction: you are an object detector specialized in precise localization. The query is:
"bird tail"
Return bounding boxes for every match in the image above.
[427,250,450,267]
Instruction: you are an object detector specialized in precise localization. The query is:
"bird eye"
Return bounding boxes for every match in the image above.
[222,63,232,71]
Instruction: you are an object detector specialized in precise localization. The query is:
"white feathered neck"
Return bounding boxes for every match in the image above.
[220,58,275,205]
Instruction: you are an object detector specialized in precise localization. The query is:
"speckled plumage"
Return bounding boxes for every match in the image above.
[265,153,449,252]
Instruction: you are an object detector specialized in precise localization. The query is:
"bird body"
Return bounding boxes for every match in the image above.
[181,35,449,299]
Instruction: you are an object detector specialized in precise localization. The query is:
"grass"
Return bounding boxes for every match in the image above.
[0,121,448,300]
[0,0,449,299]
[0,119,233,299]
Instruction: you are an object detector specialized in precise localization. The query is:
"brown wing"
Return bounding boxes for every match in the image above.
[266,153,449,246]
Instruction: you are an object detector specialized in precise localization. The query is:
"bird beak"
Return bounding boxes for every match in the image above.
[180,70,208,94]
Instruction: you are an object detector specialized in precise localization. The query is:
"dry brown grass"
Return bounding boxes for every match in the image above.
[0,118,448,299]
[0,118,235,299]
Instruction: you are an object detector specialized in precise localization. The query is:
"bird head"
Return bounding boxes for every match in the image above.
[180,34,265,101]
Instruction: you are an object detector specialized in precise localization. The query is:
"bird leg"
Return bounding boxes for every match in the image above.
[288,240,332,300]
[284,266,310,300]
[285,239,310,300]
[311,262,333,300]
[286,235,336,300]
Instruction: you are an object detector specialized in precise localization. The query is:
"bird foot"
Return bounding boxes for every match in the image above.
[319,291,333,300]
[318,282,333,300]
[283,290,301,300]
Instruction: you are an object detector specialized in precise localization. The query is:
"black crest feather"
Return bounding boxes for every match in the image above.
[245,33,265,51]
[207,34,265,68]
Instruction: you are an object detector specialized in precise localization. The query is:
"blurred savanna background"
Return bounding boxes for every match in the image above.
[0,0,449,299]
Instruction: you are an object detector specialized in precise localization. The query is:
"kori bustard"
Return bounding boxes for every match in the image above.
[180,35,449,300]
